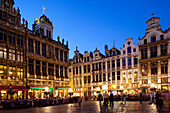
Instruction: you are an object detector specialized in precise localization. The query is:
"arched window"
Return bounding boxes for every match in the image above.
[151,36,156,42]
[127,47,131,53]
[106,52,109,57]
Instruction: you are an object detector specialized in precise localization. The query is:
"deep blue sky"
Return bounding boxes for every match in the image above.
[14,0,170,58]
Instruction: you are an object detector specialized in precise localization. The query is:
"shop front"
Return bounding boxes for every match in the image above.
[73,91,82,97]
[55,86,70,97]
[0,85,28,100]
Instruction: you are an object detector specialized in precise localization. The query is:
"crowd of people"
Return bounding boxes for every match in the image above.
[96,90,165,110]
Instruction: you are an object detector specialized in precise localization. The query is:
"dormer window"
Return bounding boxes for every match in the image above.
[113,51,116,56]
[128,42,130,45]
[123,51,126,54]
[106,52,109,57]
[84,57,86,62]
[87,56,89,62]
[133,48,136,52]
[151,36,156,42]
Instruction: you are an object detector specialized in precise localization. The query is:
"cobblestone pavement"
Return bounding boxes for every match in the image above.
[0,101,160,113]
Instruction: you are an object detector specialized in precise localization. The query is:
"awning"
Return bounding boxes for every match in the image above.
[56,86,70,90]
[73,91,82,93]
[91,91,96,92]
[29,85,45,90]
[0,86,29,91]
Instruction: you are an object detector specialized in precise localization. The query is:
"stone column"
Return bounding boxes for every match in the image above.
[33,40,36,54]
[126,58,128,69]
[115,59,117,70]
[157,44,161,57]
[157,60,161,76]
[132,56,134,68]
[148,62,151,84]
[46,62,49,79]
[139,63,142,85]
[34,59,36,78]
[105,61,108,82]
[40,61,42,78]
[54,64,56,80]
[147,47,150,58]
[40,42,42,56]
[120,59,122,70]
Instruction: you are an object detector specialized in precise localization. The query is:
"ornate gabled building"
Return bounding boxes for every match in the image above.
[0,0,27,99]
[0,0,70,99]
[69,38,140,97]
[138,14,170,92]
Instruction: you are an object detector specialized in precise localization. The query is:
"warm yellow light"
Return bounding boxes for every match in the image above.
[68,88,72,92]
[162,87,167,89]
[96,87,100,90]
[0,70,3,73]
[9,71,13,74]
[120,86,123,89]
[1,91,6,93]
[112,85,117,88]
[150,83,155,87]
[45,87,49,92]
[102,85,108,90]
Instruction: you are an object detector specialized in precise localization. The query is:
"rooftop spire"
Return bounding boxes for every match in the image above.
[43,6,46,14]
[152,13,154,18]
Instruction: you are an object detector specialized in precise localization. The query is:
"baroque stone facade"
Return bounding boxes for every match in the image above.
[0,0,69,99]
[69,15,170,97]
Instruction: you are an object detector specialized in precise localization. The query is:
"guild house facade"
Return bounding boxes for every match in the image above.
[69,14,170,97]
[0,0,69,99]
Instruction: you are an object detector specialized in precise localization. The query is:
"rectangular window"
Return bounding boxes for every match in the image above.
[76,67,78,74]
[108,73,111,81]
[141,48,147,59]
[122,58,126,66]
[88,65,90,73]
[151,62,157,75]
[96,74,98,82]
[161,61,168,74]
[55,64,59,77]
[73,67,75,75]
[117,59,120,67]
[55,48,58,60]
[0,46,7,59]
[79,66,81,74]
[87,56,89,62]
[112,72,115,80]
[150,46,157,58]
[99,74,102,82]
[65,67,67,77]
[161,44,167,56]
[60,50,63,61]
[128,57,131,65]
[17,67,23,80]
[9,66,16,80]
[0,28,7,41]
[42,43,46,57]
[42,62,46,75]
[99,62,101,70]
[9,49,15,61]
[48,63,54,76]
[117,71,120,80]
[35,41,40,55]
[88,76,91,83]
[92,64,94,71]
[134,56,138,65]
[17,34,23,46]
[107,61,110,69]
[29,59,34,74]
[0,65,7,79]
[17,50,23,62]
[103,74,106,81]
[142,63,148,76]
[64,51,67,62]
[84,76,87,84]
[112,60,115,68]
[103,62,105,70]
[9,32,15,44]
[36,60,40,75]
[84,65,86,73]
[28,38,33,53]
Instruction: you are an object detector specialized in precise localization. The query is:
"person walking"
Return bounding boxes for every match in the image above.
[150,92,153,104]
[103,92,109,106]
[140,91,143,104]
[123,93,127,104]
[156,91,159,109]
[98,93,103,105]
[109,92,114,106]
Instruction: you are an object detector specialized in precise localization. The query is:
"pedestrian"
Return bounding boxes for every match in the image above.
[109,92,114,106]
[159,91,163,109]
[156,91,159,109]
[150,92,153,104]
[123,93,126,104]
[140,91,143,104]
[98,93,103,105]
[121,92,123,104]
[153,91,156,104]
[103,92,109,106]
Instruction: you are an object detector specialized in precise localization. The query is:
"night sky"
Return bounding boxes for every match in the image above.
[14,0,170,58]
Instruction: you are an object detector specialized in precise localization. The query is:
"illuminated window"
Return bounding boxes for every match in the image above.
[0,65,7,79]
[9,67,16,79]
[17,67,23,80]
[142,63,148,76]
[9,49,15,61]
[17,50,23,62]
[142,80,148,84]
[0,46,7,59]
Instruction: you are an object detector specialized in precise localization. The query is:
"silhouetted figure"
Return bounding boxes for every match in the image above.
[109,93,114,106]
